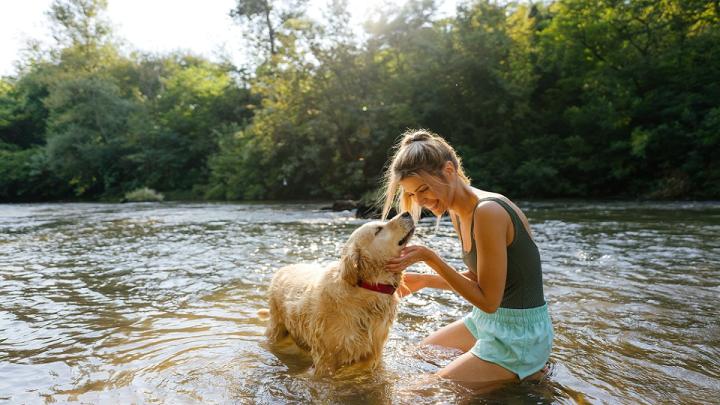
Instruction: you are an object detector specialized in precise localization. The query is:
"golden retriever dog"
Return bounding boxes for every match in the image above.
[265,212,415,376]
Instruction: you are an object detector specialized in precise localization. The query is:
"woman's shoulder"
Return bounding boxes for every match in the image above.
[472,190,512,208]
[472,191,522,222]
[473,190,533,238]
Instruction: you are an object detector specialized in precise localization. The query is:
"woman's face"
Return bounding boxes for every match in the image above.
[399,174,449,216]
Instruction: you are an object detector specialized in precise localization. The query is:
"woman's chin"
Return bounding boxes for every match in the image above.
[427,203,443,216]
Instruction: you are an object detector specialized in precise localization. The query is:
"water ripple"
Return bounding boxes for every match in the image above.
[0,201,719,403]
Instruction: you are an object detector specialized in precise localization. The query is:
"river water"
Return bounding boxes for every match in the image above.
[0,202,718,404]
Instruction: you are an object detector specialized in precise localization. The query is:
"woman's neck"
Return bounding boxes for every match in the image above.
[448,181,481,218]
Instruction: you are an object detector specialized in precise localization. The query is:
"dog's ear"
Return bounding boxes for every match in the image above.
[340,244,369,285]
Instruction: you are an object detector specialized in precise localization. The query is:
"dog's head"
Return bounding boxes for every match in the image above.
[339,212,415,286]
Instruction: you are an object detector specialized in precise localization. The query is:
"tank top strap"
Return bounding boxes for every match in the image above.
[458,197,529,249]
[477,197,529,243]
[456,198,483,249]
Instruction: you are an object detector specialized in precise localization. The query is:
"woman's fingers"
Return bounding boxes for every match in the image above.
[386,261,406,272]
[386,245,427,272]
[386,258,414,272]
[386,256,408,272]
[400,245,420,255]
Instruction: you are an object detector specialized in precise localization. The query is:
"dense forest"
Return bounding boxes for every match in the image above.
[1,0,718,203]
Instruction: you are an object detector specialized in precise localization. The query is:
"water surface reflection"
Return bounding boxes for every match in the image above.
[0,201,718,403]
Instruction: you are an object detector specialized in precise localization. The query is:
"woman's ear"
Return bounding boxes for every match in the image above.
[442,161,455,178]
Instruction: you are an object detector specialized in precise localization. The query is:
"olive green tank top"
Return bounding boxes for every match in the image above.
[458,197,545,309]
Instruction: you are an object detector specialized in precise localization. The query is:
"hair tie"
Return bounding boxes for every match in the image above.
[403,131,432,146]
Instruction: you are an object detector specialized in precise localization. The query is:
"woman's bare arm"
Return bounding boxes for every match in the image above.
[422,203,508,313]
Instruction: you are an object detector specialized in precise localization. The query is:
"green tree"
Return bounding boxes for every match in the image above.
[128,54,255,194]
[230,0,309,58]
[535,0,720,198]
[45,76,136,195]
[0,73,50,149]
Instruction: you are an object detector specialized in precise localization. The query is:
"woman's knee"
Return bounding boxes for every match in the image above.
[421,319,475,353]
[437,352,517,384]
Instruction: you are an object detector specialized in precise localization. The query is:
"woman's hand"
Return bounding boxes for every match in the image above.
[386,245,433,273]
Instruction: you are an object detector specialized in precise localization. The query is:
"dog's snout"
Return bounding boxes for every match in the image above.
[401,212,411,218]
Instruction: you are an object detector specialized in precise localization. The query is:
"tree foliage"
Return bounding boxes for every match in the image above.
[230,0,309,58]
[1,0,718,202]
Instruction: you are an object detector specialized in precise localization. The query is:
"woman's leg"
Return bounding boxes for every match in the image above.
[421,319,546,383]
[438,352,517,383]
[421,319,476,352]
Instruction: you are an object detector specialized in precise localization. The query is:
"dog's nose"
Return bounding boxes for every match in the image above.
[401,212,411,218]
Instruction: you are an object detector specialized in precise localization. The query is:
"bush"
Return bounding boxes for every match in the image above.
[123,187,164,202]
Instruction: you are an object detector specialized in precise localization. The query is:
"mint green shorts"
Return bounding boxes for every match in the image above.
[462,304,553,380]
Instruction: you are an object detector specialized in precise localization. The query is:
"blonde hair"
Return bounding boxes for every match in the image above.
[381,129,470,220]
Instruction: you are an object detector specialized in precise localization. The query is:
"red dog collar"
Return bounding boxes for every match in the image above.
[358,281,397,295]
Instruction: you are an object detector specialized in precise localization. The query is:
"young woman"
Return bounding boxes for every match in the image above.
[382,129,553,384]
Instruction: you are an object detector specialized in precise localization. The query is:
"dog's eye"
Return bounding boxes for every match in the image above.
[374,226,383,235]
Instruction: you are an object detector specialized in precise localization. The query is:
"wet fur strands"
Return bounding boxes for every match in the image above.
[265,213,415,376]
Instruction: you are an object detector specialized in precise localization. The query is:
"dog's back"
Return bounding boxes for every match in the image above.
[265,214,414,376]
[266,263,327,348]
[265,262,399,375]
